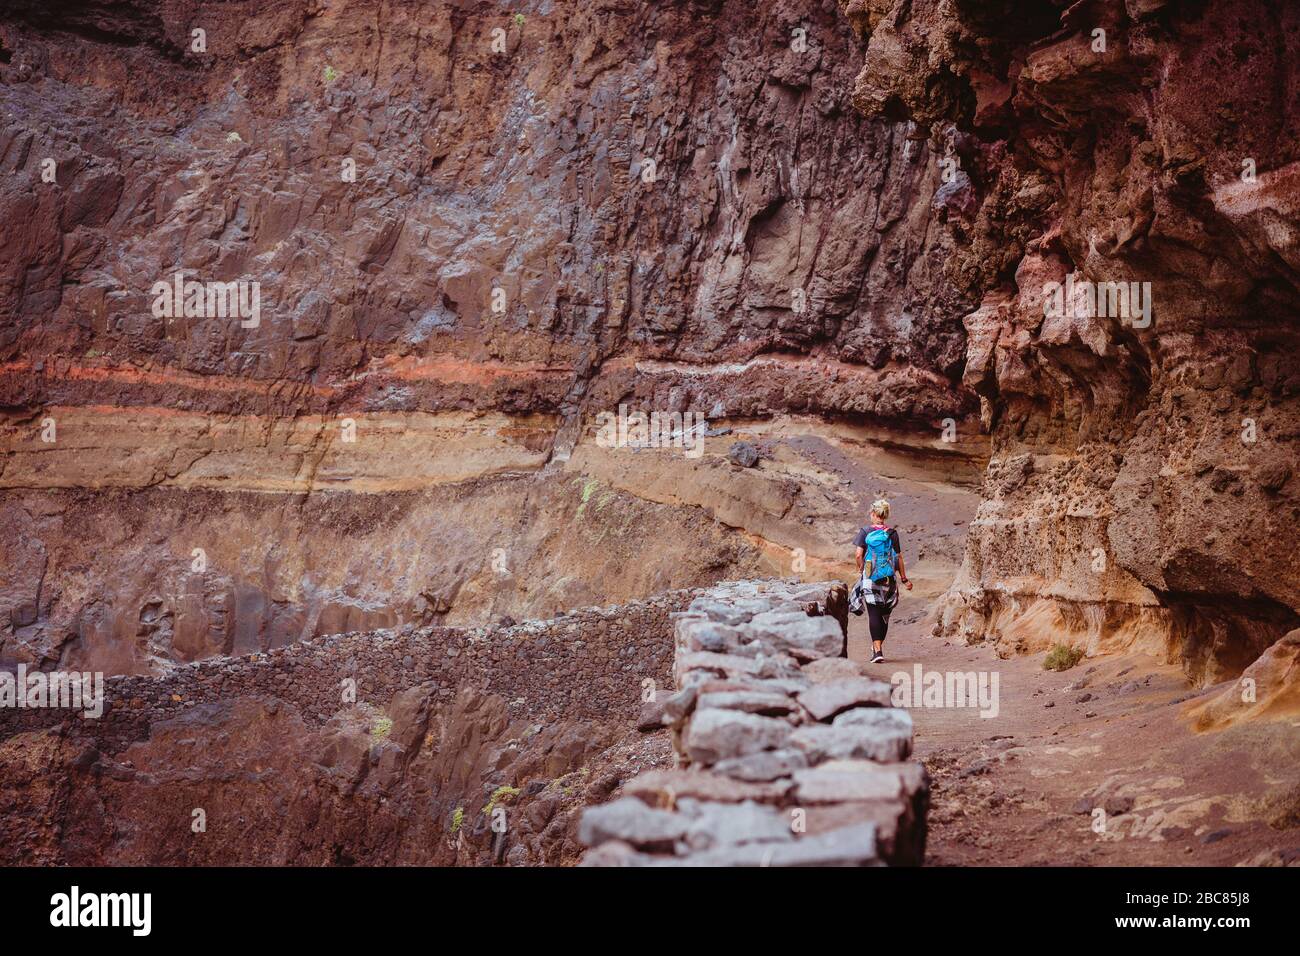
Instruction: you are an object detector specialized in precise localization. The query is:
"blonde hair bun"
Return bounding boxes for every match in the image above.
[871,498,891,521]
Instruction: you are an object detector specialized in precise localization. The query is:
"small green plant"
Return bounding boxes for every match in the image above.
[371,716,393,741]
[513,12,525,27]
[225,131,242,143]
[548,767,590,797]
[450,806,465,834]
[1044,643,1085,672]
[483,784,520,816]
[323,64,338,83]
[574,476,600,518]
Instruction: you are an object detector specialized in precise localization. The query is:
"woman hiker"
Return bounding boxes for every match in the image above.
[852,498,912,664]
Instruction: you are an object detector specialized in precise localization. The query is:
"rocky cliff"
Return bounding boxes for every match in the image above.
[1,0,1297,872]
[1,0,972,401]
[1,0,981,674]
[840,0,1299,684]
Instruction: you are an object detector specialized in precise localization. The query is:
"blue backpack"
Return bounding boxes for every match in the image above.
[863,527,896,582]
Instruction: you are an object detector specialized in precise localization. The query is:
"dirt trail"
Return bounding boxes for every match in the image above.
[847,595,1300,867]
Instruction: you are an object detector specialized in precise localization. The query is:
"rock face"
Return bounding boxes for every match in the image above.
[0,589,694,865]
[0,469,765,674]
[1,0,1296,871]
[840,0,1300,684]
[0,0,970,411]
[580,579,929,866]
[0,0,981,674]
[1186,628,1300,731]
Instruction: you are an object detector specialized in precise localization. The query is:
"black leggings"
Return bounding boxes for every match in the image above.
[867,604,892,644]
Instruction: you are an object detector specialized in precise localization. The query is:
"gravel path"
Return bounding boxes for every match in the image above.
[848,595,1300,866]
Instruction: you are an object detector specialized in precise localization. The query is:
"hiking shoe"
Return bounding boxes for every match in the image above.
[871,652,885,664]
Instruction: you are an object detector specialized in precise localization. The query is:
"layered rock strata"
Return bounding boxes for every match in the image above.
[0,0,982,674]
[0,0,972,418]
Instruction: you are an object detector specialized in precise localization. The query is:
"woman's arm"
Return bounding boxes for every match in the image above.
[893,531,913,590]
[856,546,867,575]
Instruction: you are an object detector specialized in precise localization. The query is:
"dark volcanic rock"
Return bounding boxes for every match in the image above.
[728,442,761,468]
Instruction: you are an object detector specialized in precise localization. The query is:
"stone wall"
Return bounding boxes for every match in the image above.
[0,591,690,752]
[1,587,716,865]
[579,580,930,866]
[1,579,930,865]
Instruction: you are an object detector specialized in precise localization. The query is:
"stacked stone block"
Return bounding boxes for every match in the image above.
[580,579,929,866]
